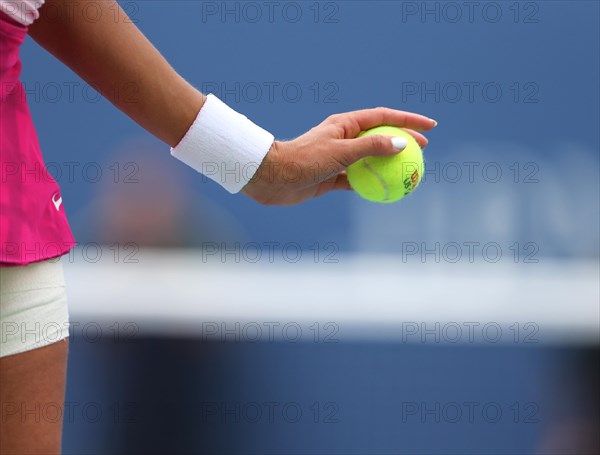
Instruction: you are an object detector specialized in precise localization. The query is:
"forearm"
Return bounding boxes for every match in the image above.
[28,0,205,147]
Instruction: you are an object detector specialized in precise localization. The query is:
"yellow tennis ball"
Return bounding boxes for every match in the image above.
[347,126,424,203]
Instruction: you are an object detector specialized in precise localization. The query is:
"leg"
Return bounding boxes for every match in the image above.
[0,340,68,454]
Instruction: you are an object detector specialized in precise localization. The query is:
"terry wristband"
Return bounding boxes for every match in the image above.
[170,94,275,194]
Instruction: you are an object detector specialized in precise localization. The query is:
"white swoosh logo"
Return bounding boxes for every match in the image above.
[52,193,63,211]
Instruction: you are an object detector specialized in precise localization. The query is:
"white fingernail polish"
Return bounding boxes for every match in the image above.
[392,137,408,151]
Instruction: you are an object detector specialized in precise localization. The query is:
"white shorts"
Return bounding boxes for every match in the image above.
[0,258,69,357]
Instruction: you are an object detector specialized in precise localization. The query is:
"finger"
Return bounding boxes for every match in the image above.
[336,134,406,167]
[402,128,429,149]
[315,172,352,198]
[327,107,437,138]
[332,172,352,191]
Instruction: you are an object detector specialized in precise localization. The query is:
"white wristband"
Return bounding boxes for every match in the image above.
[170,94,275,194]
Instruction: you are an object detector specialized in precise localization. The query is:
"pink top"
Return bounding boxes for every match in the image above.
[0,0,44,26]
[0,11,75,265]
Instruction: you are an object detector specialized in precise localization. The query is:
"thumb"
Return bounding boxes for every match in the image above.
[339,134,408,166]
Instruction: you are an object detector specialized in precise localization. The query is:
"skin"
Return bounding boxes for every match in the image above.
[1,1,437,452]
[0,340,68,454]
[245,112,434,205]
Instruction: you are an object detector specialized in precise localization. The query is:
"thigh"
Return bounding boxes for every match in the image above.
[0,340,68,454]
[1,259,70,454]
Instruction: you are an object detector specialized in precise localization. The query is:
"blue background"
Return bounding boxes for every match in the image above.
[20,0,600,254]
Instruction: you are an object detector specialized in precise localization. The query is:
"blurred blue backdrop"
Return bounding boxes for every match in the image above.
[20,0,600,256]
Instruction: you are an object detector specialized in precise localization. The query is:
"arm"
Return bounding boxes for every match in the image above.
[28,0,204,147]
[29,0,437,205]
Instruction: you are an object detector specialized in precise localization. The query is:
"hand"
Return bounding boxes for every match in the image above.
[242,107,437,206]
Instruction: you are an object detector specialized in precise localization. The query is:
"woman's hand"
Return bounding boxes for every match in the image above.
[242,107,437,206]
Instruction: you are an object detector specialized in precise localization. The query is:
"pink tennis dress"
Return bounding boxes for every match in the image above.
[0,10,75,265]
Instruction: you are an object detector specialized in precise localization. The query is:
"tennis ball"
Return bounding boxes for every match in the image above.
[347,126,424,203]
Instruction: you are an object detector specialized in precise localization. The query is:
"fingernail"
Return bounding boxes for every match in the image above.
[430,118,438,127]
[391,137,408,151]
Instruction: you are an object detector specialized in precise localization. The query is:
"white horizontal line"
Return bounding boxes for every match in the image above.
[63,250,599,344]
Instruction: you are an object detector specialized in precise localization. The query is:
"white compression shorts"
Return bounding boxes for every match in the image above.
[0,258,69,357]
